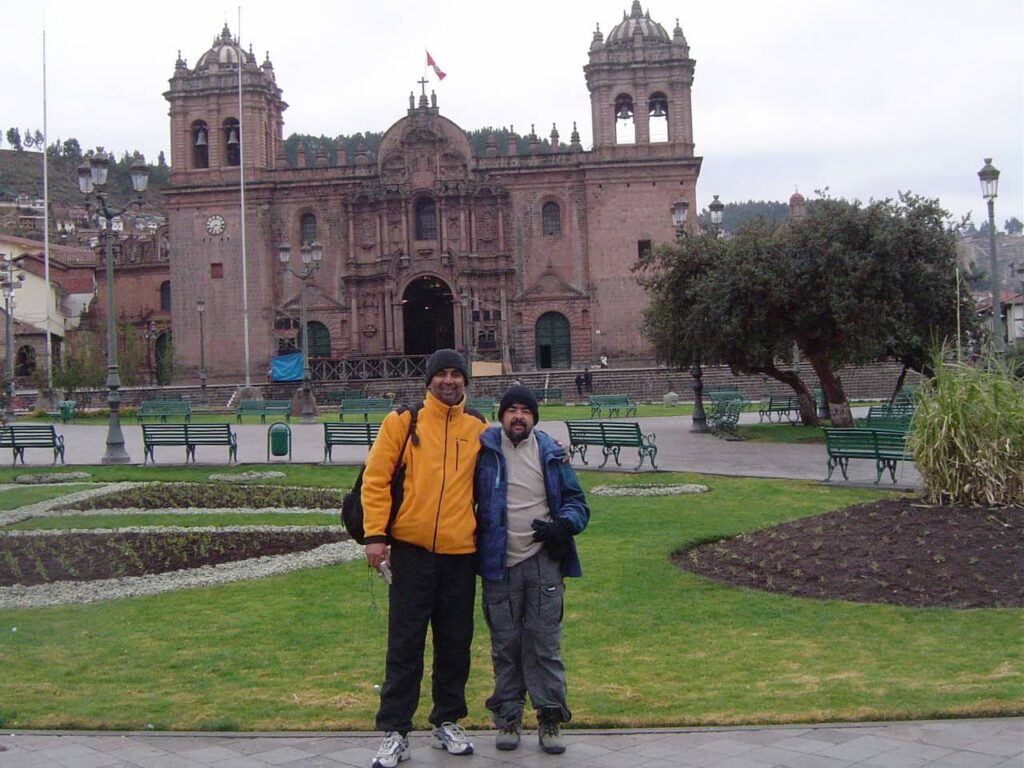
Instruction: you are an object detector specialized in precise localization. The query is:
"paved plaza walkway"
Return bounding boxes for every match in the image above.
[1,718,1020,767]
[38,409,921,488]
[4,408,1006,768]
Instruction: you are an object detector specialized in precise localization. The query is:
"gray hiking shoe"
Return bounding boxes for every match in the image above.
[431,721,474,755]
[495,720,521,751]
[371,731,409,768]
[538,717,566,754]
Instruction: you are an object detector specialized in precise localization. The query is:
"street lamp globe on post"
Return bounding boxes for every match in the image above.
[709,194,725,236]
[196,300,208,405]
[78,148,149,464]
[670,196,689,242]
[978,158,1004,354]
[279,241,322,423]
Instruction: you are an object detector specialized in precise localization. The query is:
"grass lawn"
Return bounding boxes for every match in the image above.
[0,469,1020,730]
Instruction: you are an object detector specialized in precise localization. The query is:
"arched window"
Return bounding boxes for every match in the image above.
[160,281,171,311]
[649,92,669,143]
[300,213,318,245]
[15,345,35,377]
[296,321,331,358]
[191,121,209,169]
[614,93,635,145]
[223,118,240,166]
[415,198,437,240]
[542,201,561,236]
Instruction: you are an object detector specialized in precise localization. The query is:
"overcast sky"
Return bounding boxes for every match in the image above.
[4,0,1022,226]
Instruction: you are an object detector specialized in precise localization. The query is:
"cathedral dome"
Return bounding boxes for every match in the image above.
[605,1,671,47]
[195,24,248,70]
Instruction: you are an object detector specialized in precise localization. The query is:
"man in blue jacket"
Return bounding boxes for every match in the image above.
[474,384,590,755]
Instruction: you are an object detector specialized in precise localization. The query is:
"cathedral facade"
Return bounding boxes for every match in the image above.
[163,1,701,379]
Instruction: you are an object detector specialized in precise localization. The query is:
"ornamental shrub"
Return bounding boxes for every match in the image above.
[909,350,1024,506]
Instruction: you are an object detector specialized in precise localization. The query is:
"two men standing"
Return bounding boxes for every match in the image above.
[361,350,589,768]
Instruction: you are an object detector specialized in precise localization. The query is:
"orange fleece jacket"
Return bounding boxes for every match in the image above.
[361,391,486,554]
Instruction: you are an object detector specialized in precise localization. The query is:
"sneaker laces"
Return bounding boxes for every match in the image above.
[378,732,405,753]
[440,722,471,742]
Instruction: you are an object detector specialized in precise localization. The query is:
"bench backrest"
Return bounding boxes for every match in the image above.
[186,424,234,442]
[707,388,744,402]
[590,394,631,405]
[823,428,907,454]
[325,422,380,442]
[599,422,643,445]
[142,424,188,441]
[341,397,394,409]
[1,425,59,445]
[532,388,563,400]
[141,400,191,413]
[565,420,605,443]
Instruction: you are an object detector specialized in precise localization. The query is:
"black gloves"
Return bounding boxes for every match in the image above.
[532,518,573,559]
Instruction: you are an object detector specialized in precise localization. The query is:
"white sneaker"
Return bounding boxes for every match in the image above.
[371,732,410,768]
[430,721,474,755]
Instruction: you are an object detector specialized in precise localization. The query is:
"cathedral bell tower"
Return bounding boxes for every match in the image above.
[584,1,695,154]
[164,24,287,181]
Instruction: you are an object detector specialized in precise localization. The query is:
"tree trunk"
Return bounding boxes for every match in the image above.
[764,362,819,426]
[805,351,854,427]
[890,364,908,405]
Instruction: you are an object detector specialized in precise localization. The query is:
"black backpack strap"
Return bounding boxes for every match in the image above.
[464,406,487,423]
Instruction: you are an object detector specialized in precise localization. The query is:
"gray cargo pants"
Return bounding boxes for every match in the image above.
[481,547,572,727]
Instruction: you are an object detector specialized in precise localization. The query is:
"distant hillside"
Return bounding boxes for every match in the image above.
[0,146,169,240]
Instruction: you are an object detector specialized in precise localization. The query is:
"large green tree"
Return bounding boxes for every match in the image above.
[637,193,974,427]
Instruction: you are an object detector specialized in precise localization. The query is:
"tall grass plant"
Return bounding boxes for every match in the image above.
[909,351,1024,505]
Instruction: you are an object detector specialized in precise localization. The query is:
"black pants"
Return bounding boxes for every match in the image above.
[375,541,476,733]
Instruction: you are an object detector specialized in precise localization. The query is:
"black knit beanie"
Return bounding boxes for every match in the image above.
[498,384,540,423]
[425,348,470,386]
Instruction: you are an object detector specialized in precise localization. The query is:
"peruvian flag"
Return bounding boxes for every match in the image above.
[426,50,446,81]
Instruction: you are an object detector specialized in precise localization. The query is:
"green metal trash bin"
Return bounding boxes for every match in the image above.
[267,422,292,461]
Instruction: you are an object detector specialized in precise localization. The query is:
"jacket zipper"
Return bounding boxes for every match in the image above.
[432,406,450,551]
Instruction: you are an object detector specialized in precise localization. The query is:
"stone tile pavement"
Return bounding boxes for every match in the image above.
[0,718,1019,767]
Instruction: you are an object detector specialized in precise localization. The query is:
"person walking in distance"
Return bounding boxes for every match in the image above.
[362,349,487,768]
[474,384,590,754]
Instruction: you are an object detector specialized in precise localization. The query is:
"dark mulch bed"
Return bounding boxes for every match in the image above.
[676,498,1024,608]
[0,529,346,587]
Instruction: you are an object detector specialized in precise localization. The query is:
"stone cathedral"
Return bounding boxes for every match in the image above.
[163,1,701,379]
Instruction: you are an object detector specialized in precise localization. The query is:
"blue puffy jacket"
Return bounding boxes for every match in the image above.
[474,426,590,582]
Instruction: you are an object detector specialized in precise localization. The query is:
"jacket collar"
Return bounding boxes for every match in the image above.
[423,389,466,419]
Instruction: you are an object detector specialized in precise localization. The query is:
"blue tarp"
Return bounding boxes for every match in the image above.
[270,353,302,382]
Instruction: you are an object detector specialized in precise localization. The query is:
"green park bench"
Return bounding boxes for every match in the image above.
[45,400,77,424]
[235,399,292,423]
[466,397,497,421]
[706,388,745,406]
[323,422,381,462]
[588,394,637,419]
[758,395,801,424]
[0,424,66,465]
[863,403,915,432]
[137,399,192,423]
[822,427,912,484]
[142,423,237,464]
[565,420,657,471]
[321,389,366,405]
[338,397,395,422]
[708,399,745,437]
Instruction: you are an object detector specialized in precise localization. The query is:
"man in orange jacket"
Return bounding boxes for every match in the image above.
[363,349,487,768]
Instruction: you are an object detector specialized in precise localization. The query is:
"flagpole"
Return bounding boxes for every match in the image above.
[238,6,252,388]
[42,20,54,391]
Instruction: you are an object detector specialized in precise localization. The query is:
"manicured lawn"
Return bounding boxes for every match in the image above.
[0,471,1019,730]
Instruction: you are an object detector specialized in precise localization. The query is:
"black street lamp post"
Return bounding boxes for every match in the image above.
[978,158,1004,354]
[278,242,322,423]
[78,149,149,464]
[670,196,711,433]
